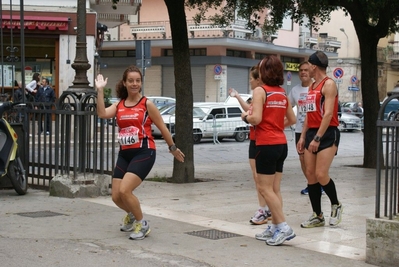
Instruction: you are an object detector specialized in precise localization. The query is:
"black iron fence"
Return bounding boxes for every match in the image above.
[6,98,116,190]
[376,93,399,219]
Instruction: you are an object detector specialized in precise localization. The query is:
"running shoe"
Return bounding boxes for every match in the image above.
[300,187,309,195]
[300,212,325,228]
[129,220,151,240]
[266,227,296,246]
[250,209,272,225]
[329,202,343,226]
[255,225,275,241]
[120,213,135,232]
[301,186,325,195]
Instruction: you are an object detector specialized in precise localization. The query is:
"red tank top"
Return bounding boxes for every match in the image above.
[306,77,339,128]
[255,85,288,146]
[116,97,155,150]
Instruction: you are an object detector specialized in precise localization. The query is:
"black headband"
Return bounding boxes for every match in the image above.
[308,53,328,68]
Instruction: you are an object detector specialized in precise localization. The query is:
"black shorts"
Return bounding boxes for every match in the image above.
[255,144,288,175]
[295,132,301,145]
[113,148,156,181]
[305,127,340,154]
[249,140,256,159]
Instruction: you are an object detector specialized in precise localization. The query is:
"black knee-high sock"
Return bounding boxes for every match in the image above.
[321,178,339,205]
[308,183,322,216]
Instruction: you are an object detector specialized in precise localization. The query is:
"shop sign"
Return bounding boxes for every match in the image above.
[1,15,69,31]
[285,62,300,72]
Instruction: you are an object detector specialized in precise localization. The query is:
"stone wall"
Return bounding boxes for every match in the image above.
[366,218,399,267]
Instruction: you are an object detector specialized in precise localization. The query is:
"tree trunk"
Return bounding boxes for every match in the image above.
[164,0,195,183]
[354,24,381,168]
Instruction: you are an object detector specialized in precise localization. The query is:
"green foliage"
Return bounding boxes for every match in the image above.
[103,88,112,105]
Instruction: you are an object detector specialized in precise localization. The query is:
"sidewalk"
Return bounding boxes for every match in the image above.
[0,132,378,267]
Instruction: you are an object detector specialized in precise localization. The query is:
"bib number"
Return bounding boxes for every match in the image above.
[306,94,317,112]
[118,126,139,145]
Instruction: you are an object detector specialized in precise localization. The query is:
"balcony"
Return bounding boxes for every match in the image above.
[299,32,318,49]
[317,35,341,53]
[90,0,142,28]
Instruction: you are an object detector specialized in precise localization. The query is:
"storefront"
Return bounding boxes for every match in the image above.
[1,7,97,99]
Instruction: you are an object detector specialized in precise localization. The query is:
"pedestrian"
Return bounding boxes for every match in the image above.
[25,72,40,101]
[13,80,23,102]
[95,65,185,240]
[287,62,324,195]
[296,51,343,228]
[242,55,296,246]
[228,66,272,225]
[35,78,56,135]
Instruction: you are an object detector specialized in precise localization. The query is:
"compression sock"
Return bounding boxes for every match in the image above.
[308,183,322,215]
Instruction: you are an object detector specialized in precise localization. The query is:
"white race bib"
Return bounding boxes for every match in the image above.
[118,126,139,145]
[306,94,317,112]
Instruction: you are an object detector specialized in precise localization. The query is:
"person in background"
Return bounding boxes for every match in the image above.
[287,62,324,196]
[13,80,23,103]
[297,51,343,228]
[25,73,40,100]
[243,55,296,246]
[95,65,185,241]
[229,66,272,225]
[35,78,56,135]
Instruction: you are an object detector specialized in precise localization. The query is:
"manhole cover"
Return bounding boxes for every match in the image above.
[185,229,242,240]
[16,211,66,218]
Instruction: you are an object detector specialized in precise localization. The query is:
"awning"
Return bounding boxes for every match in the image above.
[1,15,69,31]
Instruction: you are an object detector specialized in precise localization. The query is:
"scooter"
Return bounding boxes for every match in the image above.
[0,101,27,195]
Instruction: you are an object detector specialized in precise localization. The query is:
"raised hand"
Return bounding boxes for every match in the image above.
[95,74,108,90]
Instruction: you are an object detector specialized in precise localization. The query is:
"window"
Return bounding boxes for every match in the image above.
[210,108,226,119]
[255,53,273,60]
[226,49,246,58]
[281,15,293,31]
[227,107,242,118]
[164,48,206,56]
[100,50,135,57]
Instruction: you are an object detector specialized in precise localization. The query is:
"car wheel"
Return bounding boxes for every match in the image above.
[234,129,246,142]
[193,129,202,144]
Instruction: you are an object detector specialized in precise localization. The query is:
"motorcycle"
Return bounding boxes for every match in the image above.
[0,101,27,195]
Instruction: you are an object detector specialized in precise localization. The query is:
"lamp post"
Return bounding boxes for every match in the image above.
[340,28,349,57]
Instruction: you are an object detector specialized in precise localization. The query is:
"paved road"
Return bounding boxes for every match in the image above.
[1,129,378,267]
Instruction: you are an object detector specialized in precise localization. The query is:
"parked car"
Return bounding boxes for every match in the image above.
[338,109,362,132]
[151,106,207,140]
[341,101,363,118]
[147,96,176,108]
[224,94,252,105]
[152,103,248,143]
[195,103,248,143]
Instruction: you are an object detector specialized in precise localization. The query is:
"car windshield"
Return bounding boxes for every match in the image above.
[162,106,206,118]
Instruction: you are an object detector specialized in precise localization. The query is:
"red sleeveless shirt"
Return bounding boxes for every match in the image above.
[255,85,288,146]
[116,97,155,150]
[306,77,339,128]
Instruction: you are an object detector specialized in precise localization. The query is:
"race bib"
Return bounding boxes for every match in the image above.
[118,126,139,145]
[306,94,317,112]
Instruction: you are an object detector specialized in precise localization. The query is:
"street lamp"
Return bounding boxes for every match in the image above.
[340,28,349,57]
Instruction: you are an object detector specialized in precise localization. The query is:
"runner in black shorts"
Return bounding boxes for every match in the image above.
[114,148,156,181]
[305,127,340,154]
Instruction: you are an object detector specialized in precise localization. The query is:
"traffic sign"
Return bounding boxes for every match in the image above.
[348,86,359,91]
[351,75,358,84]
[333,68,344,79]
[286,71,292,81]
[214,64,222,75]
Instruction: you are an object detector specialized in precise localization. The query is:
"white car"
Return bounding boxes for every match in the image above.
[338,112,362,132]
[151,103,248,143]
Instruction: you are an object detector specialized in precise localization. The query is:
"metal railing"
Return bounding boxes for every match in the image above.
[5,100,116,190]
[376,94,399,219]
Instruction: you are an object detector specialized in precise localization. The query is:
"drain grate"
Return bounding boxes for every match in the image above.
[16,211,66,218]
[185,229,242,240]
